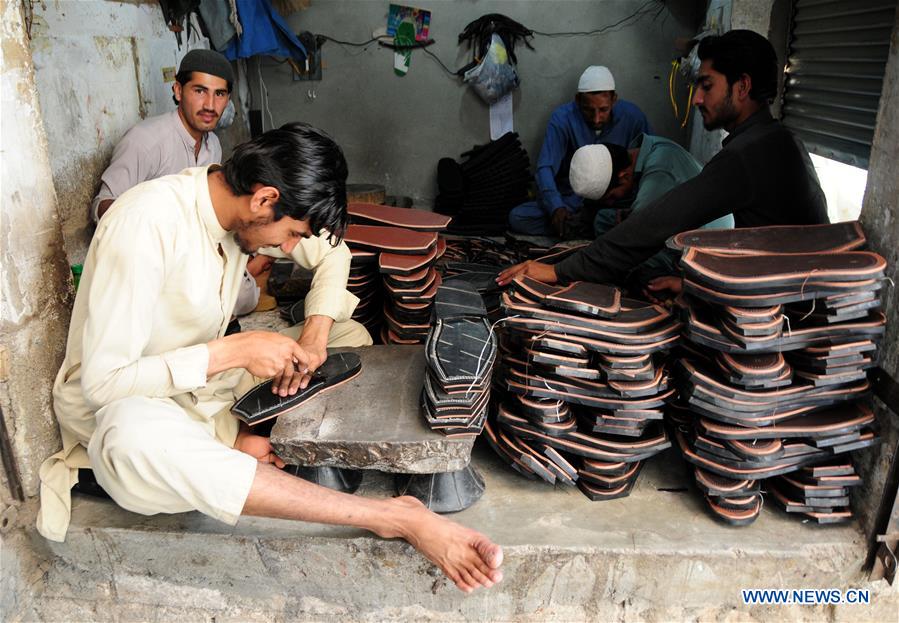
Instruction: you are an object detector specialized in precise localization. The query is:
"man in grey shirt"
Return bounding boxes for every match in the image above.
[91,49,267,315]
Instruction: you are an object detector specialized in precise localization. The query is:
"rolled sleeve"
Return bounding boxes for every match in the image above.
[260,232,358,322]
[162,344,210,390]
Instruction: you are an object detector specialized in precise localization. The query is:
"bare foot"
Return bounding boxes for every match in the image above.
[388,496,504,593]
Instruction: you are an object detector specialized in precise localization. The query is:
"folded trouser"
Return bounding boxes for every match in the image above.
[88,395,258,524]
[280,318,373,347]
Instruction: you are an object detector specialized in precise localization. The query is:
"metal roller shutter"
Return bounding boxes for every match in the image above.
[782,0,897,168]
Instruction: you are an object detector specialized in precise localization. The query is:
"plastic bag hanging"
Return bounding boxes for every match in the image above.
[463,34,519,104]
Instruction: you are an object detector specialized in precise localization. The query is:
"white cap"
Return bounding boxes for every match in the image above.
[569,145,613,200]
[577,65,615,93]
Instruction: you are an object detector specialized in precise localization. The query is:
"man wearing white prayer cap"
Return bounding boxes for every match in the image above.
[508,65,652,237]
[568,139,734,288]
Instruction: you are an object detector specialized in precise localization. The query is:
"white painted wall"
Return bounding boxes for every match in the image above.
[30,0,196,262]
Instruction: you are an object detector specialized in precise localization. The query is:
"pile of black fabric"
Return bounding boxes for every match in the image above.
[421,282,497,437]
[669,222,885,526]
[486,273,680,500]
[436,132,531,235]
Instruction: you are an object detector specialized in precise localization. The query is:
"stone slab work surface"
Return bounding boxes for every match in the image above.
[269,345,475,473]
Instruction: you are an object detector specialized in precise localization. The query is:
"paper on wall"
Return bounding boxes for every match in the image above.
[489,92,513,140]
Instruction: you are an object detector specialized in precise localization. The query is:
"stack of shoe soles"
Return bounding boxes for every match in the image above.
[345,203,451,344]
[441,263,503,318]
[768,460,863,524]
[438,235,550,269]
[435,132,531,235]
[421,281,497,437]
[484,274,679,501]
[668,222,885,526]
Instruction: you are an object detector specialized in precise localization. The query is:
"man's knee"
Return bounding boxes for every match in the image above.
[89,398,162,464]
[508,202,549,236]
[281,319,373,348]
[86,397,206,516]
[328,319,373,347]
[88,400,180,490]
[508,204,531,232]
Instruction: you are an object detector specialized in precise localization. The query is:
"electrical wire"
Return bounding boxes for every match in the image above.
[669,58,695,128]
[421,45,458,76]
[317,34,380,47]
[531,0,664,37]
[681,84,694,128]
[669,59,680,119]
[313,0,668,81]
[258,57,274,131]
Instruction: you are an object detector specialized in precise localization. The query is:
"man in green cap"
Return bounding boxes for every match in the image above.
[91,48,268,316]
[92,49,234,221]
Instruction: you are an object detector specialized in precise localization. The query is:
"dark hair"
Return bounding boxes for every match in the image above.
[697,30,778,102]
[222,122,349,244]
[171,70,233,106]
[602,143,631,190]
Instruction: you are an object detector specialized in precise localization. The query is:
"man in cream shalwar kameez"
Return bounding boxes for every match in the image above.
[37,124,502,593]
[40,164,367,539]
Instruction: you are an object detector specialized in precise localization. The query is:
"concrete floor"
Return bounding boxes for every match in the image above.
[5,308,895,621]
[6,444,894,622]
[63,442,861,553]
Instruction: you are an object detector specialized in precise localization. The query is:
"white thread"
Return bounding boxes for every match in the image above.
[798,296,817,322]
[465,315,521,396]
[798,268,820,301]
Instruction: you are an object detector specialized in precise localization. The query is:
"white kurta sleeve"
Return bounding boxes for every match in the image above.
[261,232,358,322]
[80,204,209,411]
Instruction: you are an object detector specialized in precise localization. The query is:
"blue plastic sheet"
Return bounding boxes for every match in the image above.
[224,0,307,61]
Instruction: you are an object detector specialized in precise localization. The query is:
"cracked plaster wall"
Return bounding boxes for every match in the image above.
[29,0,209,264]
[0,0,73,505]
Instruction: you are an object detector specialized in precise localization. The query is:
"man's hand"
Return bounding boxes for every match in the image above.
[295,314,333,390]
[496,261,559,287]
[643,275,683,305]
[550,208,569,237]
[97,198,115,220]
[234,426,285,468]
[207,330,313,387]
[246,254,275,278]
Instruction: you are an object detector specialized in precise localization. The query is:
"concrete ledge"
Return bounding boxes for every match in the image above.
[5,445,898,621]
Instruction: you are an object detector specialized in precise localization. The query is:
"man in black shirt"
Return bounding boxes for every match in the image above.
[497,30,828,295]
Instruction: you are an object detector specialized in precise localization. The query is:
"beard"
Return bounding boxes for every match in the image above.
[233,232,255,255]
[232,215,275,255]
[700,90,740,131]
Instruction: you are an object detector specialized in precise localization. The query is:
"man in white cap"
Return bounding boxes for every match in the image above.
[90,48,268,319]
[497,31,827,298]
[508,65,651,237]
[568,138,733,290]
